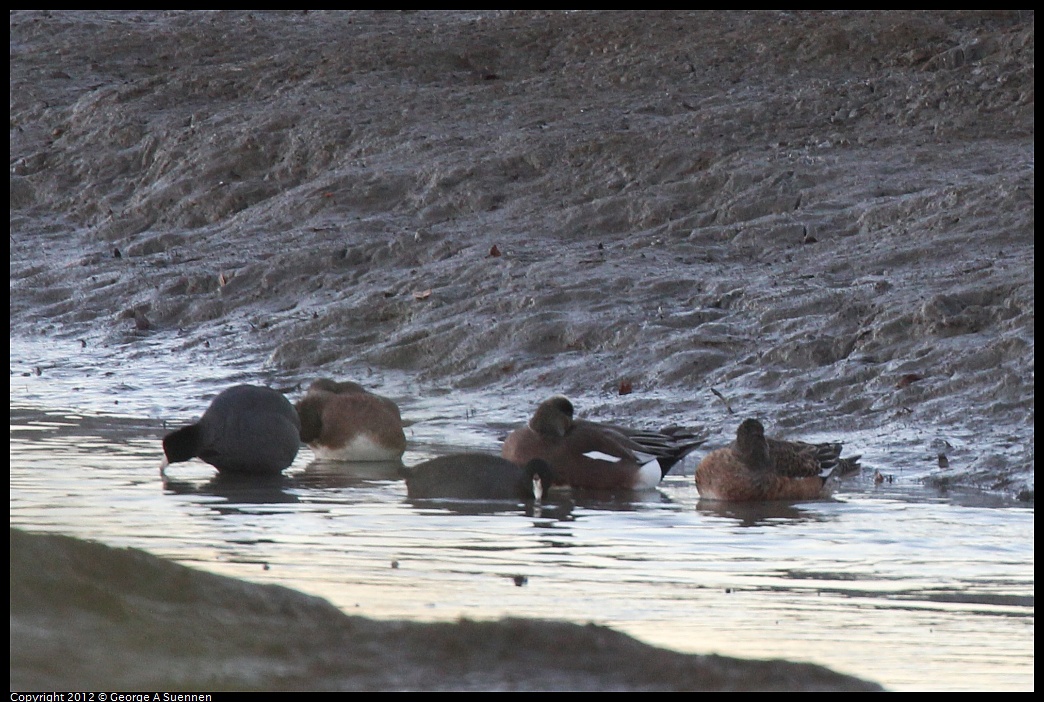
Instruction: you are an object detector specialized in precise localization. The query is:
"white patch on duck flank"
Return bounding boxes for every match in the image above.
[583,450,622,463]
[310,434,402,462]
[635,458,664,490]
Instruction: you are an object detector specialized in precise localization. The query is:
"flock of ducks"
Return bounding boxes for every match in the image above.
[161,380,862,503]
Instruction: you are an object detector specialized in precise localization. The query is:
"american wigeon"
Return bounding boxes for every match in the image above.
[161,385,301,475]
[405,453,553,501]
[295,378,406,461]
[695,418,862,501]
[501,395,704,491]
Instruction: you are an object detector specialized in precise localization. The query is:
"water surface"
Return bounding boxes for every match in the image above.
[9,336,1034,691]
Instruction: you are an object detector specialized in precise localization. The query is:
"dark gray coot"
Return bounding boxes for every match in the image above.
[162,385,301,475]
[406,453,552,501]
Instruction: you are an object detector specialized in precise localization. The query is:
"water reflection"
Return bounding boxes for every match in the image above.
[9,354,1035,692]
[695,499,833,526]
[162,472,301,506]
[295,459,406,489]
[406,498,543,518]
[560,487,676,511]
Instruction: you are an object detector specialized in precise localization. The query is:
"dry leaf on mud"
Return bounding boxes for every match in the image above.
[896,373,924,389]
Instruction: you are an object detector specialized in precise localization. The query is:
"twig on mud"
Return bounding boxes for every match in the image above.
[710,388,735,415]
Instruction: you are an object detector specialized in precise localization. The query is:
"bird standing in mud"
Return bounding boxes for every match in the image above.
[695,418,861,501]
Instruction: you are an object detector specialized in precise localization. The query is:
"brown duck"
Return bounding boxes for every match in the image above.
[695,418,861,501]
[295,379,406,461]
[502,395,704,491]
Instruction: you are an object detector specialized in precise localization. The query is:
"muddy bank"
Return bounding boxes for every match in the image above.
[10,528,883,691]
[9,12,1034,491]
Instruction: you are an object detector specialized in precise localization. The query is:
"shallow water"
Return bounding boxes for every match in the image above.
[9,336,1034,691]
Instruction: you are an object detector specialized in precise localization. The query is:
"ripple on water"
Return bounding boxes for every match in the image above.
[9,335,1035,692]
